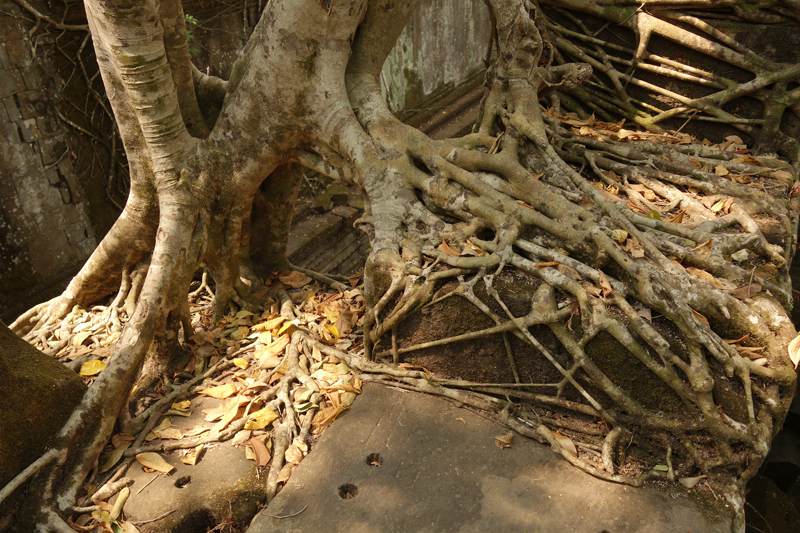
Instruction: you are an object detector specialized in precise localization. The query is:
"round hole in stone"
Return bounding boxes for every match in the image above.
[175,476,192,488]
[338,483,358,499]
[366,453,383,467]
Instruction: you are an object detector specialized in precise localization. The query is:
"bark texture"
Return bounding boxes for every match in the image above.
[5,1,800,532]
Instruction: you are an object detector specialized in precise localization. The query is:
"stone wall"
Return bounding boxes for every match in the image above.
[0,0,96,321]
[381,0,491,116]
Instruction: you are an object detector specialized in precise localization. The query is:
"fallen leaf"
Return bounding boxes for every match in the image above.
[556,264,582,281]
[135,452,174,474]
[198,383,238,399]
[653,464,669,472]
[552,431,577,457]
[692,239,713,256]
[180,444,204,466]
[233,358,249,370]
[438,239,461,257]
[714,165,730,176]
[171,400,191,410]
[249,437,271,467]
[79,359,106,377]
[494,431,513,449]
[646,210,661,220]
[667,210,686,224]
[244,406,279,430]
[276,462,295,484]
[728,283,762,299]
[623,237,645,258]
[788,335,800,368]
[278,271,313,288]
[679,476,705,489]
[111,433,135,448]
[691,309,710,328]
[611,229,628,244]
[100,442,131,473]
[597,270,613,297]
[731,154,764,166]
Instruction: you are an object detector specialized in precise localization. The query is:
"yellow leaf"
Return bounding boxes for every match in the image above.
[324,307,340,323]
[79,359,106,376]
[180,444,204,466]
[72,330,92,347]
[214,397,249,431]
[171,400,191,410]
[710,199,725,212]
[135,452,174,474]
[230,326,250,341]
[244,406,279,430]
[100,442,130,473]
[611,229,628,244]
[324,324,339,339]
[233,358,249,370]
[277,321,296,337]
[198,383,238,399]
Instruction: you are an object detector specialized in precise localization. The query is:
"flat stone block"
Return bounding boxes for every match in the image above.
[4,38,32,68]
[248,384,733,533]
[0,43,11,70]
[0,69,24,98]
[17,117,38,142]
[15,89,47,119]
[3,96,21,121]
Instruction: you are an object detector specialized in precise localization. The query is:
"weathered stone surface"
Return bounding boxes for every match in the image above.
[0,321,86,530]
[248,384,733,533]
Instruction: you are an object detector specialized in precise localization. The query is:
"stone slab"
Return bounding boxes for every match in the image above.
[247,383,733,533]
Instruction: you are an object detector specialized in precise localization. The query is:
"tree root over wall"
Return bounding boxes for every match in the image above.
[4,1,800,532]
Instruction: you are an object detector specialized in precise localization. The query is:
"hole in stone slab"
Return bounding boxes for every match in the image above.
[366,453,383,467]
[338,483,358,499]
[175,476,192,488]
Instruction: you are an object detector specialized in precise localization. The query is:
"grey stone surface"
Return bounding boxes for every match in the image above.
[248,384,733,533]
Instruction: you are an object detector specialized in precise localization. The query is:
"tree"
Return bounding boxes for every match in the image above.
[5,0,800,531]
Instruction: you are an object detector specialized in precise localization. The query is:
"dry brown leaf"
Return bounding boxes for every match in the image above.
[731,154,764,167]
[180,444,204,466]
[691,309,710,328]
[597,270,613,298]
[714,165,730,177]
[724,334,750,345]
[438,239,461,257]
[623,237,645,258]
[552,431,577,457]
[311,403,349,435]
[135,452,174,474]
[728,283,762,299]
[692,239,713,256]
[556,264,582,281]
[276,463,295,484]
[688,157,702,169]
[667,210,685,224]
[494,431,513,449]
[278,271,313,288]
[249,437,271,467]
[111,433,134,448]
[198,383,238,399]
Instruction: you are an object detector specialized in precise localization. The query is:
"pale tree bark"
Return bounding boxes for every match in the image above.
[4,0,800,531]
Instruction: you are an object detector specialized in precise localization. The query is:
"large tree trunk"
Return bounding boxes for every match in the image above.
[5,1,799,531]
